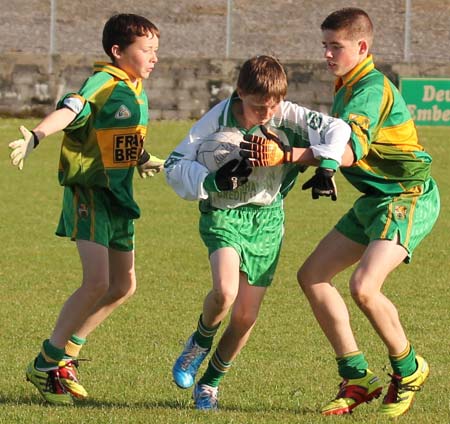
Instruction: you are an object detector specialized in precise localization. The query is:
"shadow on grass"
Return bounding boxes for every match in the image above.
[0,394,317,415]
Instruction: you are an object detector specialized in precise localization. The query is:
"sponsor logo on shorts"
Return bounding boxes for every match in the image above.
[394,205,407,219]
[78,203,89,218]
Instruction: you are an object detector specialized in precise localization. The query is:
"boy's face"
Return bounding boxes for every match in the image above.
[113,32,159,83]
[322,29,367,77]
[239,93,281,127]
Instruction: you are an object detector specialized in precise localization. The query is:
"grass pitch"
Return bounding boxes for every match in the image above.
[0,119,449,423]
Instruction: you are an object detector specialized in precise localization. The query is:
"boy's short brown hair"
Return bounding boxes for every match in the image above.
[102,13,160,60]
[237,55,287,102]
[321,8,373,46]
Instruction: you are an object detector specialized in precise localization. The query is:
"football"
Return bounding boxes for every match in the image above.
[196,130,244,171]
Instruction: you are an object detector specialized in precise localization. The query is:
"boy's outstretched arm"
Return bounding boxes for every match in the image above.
[8,107,77,170]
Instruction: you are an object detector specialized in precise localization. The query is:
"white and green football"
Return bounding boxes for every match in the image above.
[196,130,244,172]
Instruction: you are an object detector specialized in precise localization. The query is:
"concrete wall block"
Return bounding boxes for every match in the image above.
[12,65,42,85]
[148,76,176,90]
[171,66,199,81]
[179,78,208,90]
[175,89,207,111]
[149,109,163,121]
[161,109,182,120]
[148,88,179,110]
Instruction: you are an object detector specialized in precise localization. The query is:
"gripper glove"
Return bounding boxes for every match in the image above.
[9,126,39,170]
[301,167,337,201]
[137,150,165,178]
[203,159,252,192]
[240,125,293,166]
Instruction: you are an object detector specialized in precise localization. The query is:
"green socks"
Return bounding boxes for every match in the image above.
[390,343,417,377]
[337,351,369,379]
[193,314,220,349]
[198,350,232,387]
[337,343,418,380]
[35,334,87,369]
[35,339,65,369]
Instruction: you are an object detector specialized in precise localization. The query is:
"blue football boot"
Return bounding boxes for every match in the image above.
[172,333,210,389]
[193,383,218,410]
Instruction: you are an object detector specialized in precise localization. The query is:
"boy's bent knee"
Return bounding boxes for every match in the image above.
[211,288,236,310]
[80,278,109,300]
[297,266,315,292]
[350,284,377,308]
[108,279,137,303]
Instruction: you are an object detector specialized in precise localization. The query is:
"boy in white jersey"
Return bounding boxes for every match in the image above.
[165,55,353,410]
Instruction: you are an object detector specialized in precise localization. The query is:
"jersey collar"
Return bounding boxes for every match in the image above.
[334,55,375,93]
[93,62,143,94]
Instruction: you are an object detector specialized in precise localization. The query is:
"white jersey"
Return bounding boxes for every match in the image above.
[164,94,351,209]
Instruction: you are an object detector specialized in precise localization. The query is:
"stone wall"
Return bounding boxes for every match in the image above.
[2,53,450,119]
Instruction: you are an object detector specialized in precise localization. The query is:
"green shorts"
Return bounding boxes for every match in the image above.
[335,178,440,262]
[199,199,285,287]
[56,186,135,251]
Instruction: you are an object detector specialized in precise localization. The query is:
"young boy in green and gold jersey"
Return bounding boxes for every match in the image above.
[297,8,440,418]
[8,13,163,405]
[240,7,440,419]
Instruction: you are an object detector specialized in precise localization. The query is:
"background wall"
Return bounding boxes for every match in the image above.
[1,0,449,118]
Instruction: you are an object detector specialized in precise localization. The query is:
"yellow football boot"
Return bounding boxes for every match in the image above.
[321,369,383,415]
[379,355,429,417]
[26,360,73,405]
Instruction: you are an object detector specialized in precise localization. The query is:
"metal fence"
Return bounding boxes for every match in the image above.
[1,0,449,64]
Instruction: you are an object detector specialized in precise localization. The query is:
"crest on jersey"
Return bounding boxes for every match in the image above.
[394,205,407,220]
[307,111,323,130]
[115,105,131,119]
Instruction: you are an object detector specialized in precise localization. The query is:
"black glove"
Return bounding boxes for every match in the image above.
[204,159,252,192]
[301,168,337,201]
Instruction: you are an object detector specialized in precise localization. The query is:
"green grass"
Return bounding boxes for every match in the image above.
[1,119,449,423]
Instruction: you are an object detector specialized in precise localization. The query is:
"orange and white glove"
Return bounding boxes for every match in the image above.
[8,126,40,170]
[239,125,293,167]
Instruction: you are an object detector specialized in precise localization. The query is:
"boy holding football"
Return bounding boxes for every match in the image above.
[165,54,353,410]
[298,8,439,418]
[8,13,163,405]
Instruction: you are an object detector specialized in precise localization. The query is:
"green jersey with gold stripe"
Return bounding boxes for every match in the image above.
[332,55,432,194]
[56,62,148,218]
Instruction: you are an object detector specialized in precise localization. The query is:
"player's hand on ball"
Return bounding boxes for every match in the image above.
[301,167,337,201]
[205,159,252,192]
[8,126,39,170]
[240,125,293,167]
[137,151,165,178]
